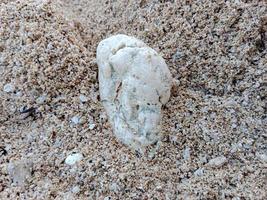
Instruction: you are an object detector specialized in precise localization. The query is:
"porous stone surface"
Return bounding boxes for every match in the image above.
[97,34,172,151]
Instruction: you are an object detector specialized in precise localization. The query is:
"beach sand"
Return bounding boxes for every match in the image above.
[0,0,266,199]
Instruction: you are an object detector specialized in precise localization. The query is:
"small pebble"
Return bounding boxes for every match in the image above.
[170,135,178,143]
[183,147,190,160]
[256,153,267,162]
[207,156,227,168]
[65,153,83,165]
[89,123,96,130]
[172,49,184,61]
[71,185,80,194]
[36,94,47,104]
[231,123,237,129]
[47,43,54,50]
[230,143,242,153]
[199,155,208,164]
[71,116,80,124]
[79,94,88,103]
[16,91,22,97]
[194,168,204,176]
[109,182,120,192]
[3,83,15,93]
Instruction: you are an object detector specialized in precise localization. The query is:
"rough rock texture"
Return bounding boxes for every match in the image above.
[0,0,267,199]
[97,34,171,152]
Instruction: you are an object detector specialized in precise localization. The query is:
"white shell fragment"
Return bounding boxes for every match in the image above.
[97,34,172,152]
[71,116,80,125]
[65,153,83,165]
[207,156,227,168]
[3,83,15,93]
[7,160,33,186]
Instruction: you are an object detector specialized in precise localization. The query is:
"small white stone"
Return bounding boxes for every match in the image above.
[36,94,47,104]
[172,49,184,61]
[47,43,54,50]
[194,168,204,176]
[230,143,242,153]
[71,116,80,125]
[109,182,120,192]
[89,123,96,130]
[170,135,178,143]
[65,153,83,165]
[3,83,15,93]
[231,123,237,129]
[232,197,241,200]
[256,153,267,162]
[16,91,22,97]
[79,95,88,103]
[207,156,227,168]
[71,185,80,194]
[254,82,260,88]
[183,147,190,160]
[199,155,208,164]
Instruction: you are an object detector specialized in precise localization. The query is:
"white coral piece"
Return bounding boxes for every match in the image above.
[97,34,172,152]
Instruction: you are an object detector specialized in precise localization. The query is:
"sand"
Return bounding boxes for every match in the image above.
[0,0,266,199]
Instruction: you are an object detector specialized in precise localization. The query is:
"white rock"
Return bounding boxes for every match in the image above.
[16,91,22,97]
[194,168,204,176]
[65,153,83,165]
[89,123,96,130]
[97,34,172,152]
[199,155,208,164]
[109,182,120,192]
[256,153,267,162]
[207,156,227,168]
[71,116,80,125]
[172,49,184,61]
[47,43,54,50]
[71,185,80,194]
[230,142,242,153]
[3,83,15,93]
[170,135,178,143]
[79,95,88,103]
[183,147,190,160]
